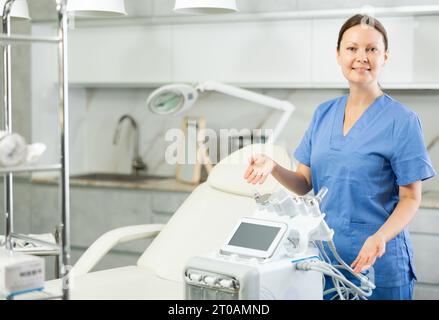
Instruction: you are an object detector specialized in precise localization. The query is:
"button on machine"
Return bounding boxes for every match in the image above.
[189,273,202,282]
[203,276,217,286]
[219,279,234,288]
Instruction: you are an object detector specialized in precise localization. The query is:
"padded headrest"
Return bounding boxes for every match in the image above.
[207,143,291,197]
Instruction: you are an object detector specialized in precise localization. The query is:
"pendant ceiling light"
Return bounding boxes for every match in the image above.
[0,0,30,19]
[174,0,238,14]
[67,0,127,17]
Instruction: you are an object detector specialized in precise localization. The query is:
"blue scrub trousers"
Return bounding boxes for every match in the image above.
[323,275,415,300]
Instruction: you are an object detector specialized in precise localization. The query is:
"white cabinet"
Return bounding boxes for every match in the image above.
[409,207,439,299]
[65,14,439,89]
[413,16,439,83]
[68,20,312,85]
[379,17,415,84]
[172,20,312,84]
[69,25,172,83]
[311,18,346,84]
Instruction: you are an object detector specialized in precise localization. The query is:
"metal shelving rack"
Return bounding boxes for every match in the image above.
[0,0,70,300]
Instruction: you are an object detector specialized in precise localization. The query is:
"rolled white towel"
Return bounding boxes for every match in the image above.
[26,143,47,165]
[0,131,27,167]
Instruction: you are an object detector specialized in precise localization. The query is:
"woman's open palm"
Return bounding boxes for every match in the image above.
[243,154,276,185]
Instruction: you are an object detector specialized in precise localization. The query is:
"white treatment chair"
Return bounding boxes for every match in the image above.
[44,144,292,299]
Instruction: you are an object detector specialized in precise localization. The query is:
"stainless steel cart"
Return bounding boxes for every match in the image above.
[0,0,71,300]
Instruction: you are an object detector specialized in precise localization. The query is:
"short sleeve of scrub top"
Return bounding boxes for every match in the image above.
[293,94,436,288]
[390,113,435,186]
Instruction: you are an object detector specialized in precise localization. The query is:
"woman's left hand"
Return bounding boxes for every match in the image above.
[351,233,386,273]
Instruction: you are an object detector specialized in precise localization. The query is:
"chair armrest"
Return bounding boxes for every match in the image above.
[71,224,164,277]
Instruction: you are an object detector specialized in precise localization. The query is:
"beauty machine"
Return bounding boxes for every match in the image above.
[183,187,376,300]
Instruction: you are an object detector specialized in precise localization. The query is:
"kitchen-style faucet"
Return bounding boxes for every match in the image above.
[113,114,147,175]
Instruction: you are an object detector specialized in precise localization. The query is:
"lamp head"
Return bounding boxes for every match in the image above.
[67,0,127,17]
[0,0,30,20]
[146,84,198,116]
[174,0,238,14]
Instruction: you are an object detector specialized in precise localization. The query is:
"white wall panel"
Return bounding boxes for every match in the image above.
[66,16,438,87]
[311,18,346,84]
[413,16,439,83]
[69,25,172,83]
[378,17,414,83]
[171,20,312,83]
[411,233,439,285]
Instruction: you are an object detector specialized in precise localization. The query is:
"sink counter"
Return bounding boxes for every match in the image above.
[32,175,198,193]
[30,176,439,208]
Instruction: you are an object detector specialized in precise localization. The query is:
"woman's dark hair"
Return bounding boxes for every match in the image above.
[337,14,388,51]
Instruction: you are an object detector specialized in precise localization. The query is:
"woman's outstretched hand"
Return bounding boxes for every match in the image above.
[351,233,386,273]
[243,154,276,185]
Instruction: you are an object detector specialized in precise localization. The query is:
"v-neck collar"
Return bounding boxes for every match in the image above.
[330,93,387,151]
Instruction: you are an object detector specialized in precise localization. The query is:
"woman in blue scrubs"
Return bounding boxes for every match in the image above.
[244,14,436,300]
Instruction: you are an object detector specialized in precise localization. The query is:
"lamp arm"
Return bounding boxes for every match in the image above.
[196,80,295,143]
[268,106,294,144]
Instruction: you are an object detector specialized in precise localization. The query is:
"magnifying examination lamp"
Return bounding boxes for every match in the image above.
[146,80,295,144]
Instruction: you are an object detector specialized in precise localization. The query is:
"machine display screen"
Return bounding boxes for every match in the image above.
[227,222,281,251]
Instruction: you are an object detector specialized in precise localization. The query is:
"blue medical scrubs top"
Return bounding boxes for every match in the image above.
[294,93,436,288]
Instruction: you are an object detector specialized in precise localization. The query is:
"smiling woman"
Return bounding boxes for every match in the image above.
[243,14,436,300]
[336,15,389,92]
